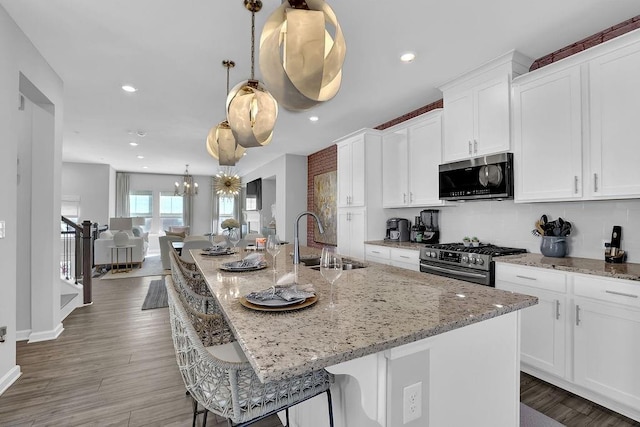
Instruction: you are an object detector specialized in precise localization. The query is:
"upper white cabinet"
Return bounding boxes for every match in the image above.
[337,134,366,207]
[440,50,532,163]
[382,110,444,208]
[514,30,640,202]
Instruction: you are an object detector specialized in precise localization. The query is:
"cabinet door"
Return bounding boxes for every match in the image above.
[348,209,366,260]
[513,67,583,202]
[474,76,510,156]
[589,42,640,198]
[337,142,352,207]
[350,136,366,207]
[574,298,640,410]
[336,210,351,256]
[442,90,474,162]
[497,281,567,378]
[408,113,443,206]
[382,130,409,207]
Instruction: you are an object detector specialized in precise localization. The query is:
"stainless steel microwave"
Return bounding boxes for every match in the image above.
[439,153,514,201]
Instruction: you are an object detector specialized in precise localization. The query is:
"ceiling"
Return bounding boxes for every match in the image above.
[2,1,640,177]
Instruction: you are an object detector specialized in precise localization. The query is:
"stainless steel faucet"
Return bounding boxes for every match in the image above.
[293,211,324,264]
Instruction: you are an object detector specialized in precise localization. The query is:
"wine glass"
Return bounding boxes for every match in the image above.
[228,228,241,259]
[320,247,342,310]
[266,234,281,272]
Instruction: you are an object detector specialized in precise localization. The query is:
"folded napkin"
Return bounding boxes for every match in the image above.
[204,242,228,252]
[246,283,315,302]
[224,252,266,268]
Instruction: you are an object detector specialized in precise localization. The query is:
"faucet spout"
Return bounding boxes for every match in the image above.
[293,211,324,264]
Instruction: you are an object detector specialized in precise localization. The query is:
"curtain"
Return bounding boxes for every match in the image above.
[115,172,130,218]
[183,191,193,229]
[210,177,218,234]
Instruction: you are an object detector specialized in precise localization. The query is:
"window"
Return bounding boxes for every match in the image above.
[129,191,153,230]
[217,195,236,234]
[160,192,184,230]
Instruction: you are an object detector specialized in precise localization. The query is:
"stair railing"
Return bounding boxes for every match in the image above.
[60,216,96,304]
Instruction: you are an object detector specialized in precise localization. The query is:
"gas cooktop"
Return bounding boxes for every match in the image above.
[423,243,527,256]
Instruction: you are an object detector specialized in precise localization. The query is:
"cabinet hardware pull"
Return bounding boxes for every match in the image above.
[372,251,380,254]
[605,290,638,299]
[468,141,472,155]
[515,275,537,281]
[555,300,560,320]
[574,176,578,194]
[594,173,598,192]
[403,193,407,203]
[576,305,581,326]
[410,192,413,203]
[474,139,478,153]
[400,255,410,259]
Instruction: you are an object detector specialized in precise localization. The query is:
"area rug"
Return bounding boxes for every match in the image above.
[521,403,565,427]
[100,254,168,280]
[141,278,168,310]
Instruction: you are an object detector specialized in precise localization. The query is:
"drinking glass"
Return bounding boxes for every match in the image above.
[320,247,342,310]
[266,235,281,272]
[228,228,241,259]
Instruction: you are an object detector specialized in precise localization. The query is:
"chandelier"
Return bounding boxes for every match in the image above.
[260,0,345,111]
[206,60,246,166]
[174,164,199,196]
[214,170,242,196]
[226,0,278,148]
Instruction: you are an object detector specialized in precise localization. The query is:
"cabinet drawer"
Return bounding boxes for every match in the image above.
[390,248,419,264]
[495,263,567,293]
[365,245,391,260]
[391,260,420,272]
[573,274,640,309]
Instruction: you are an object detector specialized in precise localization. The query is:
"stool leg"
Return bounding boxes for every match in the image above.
[285,408,290,426]
[327,389,334,427]
[203,409,208,427]
[192,398,198,427]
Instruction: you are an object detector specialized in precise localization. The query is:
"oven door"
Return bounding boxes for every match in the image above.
[420,260,493,286]
[439,153,513,201]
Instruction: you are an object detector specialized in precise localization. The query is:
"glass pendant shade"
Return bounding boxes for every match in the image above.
[226,79,278,148]
[260,0,346,111]
[206,120,245,166]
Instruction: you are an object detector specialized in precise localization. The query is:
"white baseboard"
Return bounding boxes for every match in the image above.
[0,366,22,396]
[15,329,32,341]
[27,323,64,343]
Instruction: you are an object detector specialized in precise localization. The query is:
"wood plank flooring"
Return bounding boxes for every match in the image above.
[0,274,637,426]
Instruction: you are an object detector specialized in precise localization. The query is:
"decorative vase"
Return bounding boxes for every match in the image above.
[540,236,567,258]
[113,231,130,247]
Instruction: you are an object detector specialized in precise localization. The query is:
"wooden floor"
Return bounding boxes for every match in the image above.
[0,274,637,426]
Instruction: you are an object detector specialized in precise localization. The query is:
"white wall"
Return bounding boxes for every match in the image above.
[62,162,113,227]
[261,177,277,226]
[0,5,64,394]
[242,154,308,243]
[386,198,640,263]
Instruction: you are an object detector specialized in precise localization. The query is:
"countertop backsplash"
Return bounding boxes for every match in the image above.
[384,198,640,264]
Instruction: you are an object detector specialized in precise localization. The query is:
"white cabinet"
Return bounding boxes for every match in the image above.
[512,66,583,202]
[337,209,365,260]
[382,110,444,208]
[514,31,640,202]
[364,244,391,265]
[495,264,568,378]
[389,247,419,271]
[337,135,366,207]
[440,50,532,163]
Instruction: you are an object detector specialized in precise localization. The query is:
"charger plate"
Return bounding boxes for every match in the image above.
[239,295,318,312]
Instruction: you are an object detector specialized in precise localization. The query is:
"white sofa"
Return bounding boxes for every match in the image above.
[94,218,149,267]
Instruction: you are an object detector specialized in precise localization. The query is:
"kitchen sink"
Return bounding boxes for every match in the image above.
[309,262,367,271]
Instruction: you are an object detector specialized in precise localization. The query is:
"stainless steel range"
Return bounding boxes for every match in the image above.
[419,243,527,286]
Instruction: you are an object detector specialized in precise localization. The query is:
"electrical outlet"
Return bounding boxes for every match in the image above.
[403,381,422,424]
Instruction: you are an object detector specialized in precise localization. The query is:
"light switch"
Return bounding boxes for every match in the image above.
[0,220,4,239]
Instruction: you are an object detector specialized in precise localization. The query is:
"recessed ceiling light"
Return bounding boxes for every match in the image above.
[142,166,148,169]
[136,130,146,137]
[309,116,319,122]
[400,52,416,63]
[243,152,247,156]
[129,142,138,146]
[137,155,144,159]
[122,85,137,93]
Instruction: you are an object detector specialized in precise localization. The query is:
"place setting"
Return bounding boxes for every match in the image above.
[239,272,318,312]
[200,243,234,257]
[219,252,268,272]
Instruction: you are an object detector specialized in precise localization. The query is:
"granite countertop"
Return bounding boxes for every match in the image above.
[191,245,537,383]
[496,253,640,282]
[365,240,424,250]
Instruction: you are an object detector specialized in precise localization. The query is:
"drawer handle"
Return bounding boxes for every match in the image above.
[593,173,598,192]
[605,290,638,299]
[555,300,560,320]
[576,305,581,326]
[371,251,381,254]
[399,255,410,259]
[515,275,538,281]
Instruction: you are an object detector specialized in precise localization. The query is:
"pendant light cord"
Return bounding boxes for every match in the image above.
[250,10,256,80]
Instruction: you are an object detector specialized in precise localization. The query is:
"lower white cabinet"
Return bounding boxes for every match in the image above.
[337,209,365,260]
[496,263,640,422]
[364,244,419,271]
[364,244,391,265]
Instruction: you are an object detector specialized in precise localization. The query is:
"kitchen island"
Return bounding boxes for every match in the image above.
[192,245,537,427]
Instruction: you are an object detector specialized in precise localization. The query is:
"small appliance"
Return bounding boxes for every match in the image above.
[386,218,410,242]
[420,209,440,244]
[439,153,514,201]
[605,225,626,263]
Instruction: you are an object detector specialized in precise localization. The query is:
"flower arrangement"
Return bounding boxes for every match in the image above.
[221,218,240,231]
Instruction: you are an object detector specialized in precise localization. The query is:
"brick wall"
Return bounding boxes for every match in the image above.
[307,145,337,248]
[374,99,444,130]
[530,15,640,71]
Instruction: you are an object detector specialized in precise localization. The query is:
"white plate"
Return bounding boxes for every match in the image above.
[245,296,306,307]
[220,262,267,272]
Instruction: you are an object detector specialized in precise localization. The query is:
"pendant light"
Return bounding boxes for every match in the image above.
[206,60,246,166]
[260,0,346,111]
[226,0,278,148]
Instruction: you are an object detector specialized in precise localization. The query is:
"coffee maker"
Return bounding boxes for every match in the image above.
[420,209,440,244]
[386,218,410,242]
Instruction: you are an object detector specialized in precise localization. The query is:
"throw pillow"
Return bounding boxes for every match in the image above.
[165,230,186,238]
[100,230,114,239]
[113,231,130,247]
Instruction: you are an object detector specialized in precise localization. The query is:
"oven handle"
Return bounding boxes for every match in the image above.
[420,263,487,279]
